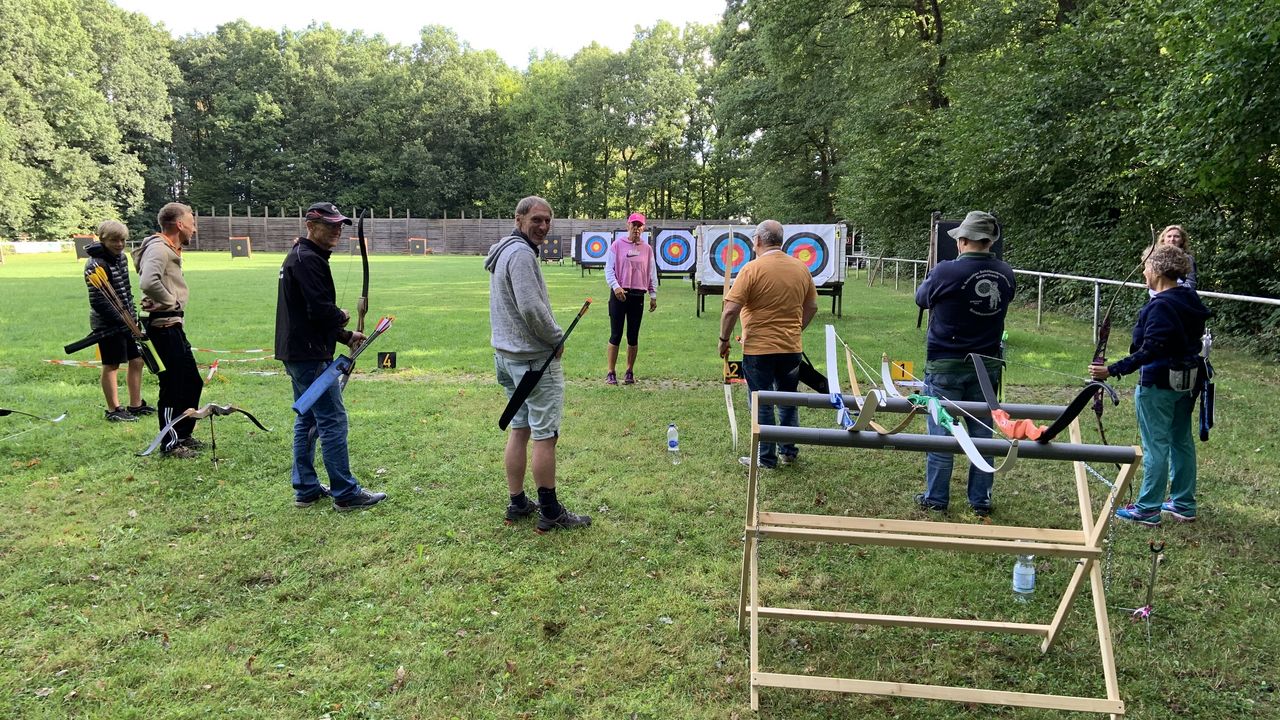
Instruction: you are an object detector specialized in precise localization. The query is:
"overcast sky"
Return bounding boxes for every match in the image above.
[111,0,728,68]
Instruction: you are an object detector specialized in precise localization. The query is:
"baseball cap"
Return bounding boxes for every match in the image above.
[305,202,353,225]
[627,212,646,226]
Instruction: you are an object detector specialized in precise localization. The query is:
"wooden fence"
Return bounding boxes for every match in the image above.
[190,210,736,255]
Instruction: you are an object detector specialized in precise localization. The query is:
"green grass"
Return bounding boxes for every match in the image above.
[1,251,1277,719]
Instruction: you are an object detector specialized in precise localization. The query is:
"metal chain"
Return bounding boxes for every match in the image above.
[1103,490,1118,593]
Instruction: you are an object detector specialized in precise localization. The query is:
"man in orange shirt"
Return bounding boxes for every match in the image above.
[718,220,819,468]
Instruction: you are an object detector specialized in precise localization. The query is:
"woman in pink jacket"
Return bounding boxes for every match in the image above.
[603,212,658,384]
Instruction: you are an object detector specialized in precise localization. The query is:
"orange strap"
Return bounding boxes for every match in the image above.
[992,409,1046,441]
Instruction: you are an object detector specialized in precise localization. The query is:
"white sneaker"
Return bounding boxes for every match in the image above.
[739,456,775,470]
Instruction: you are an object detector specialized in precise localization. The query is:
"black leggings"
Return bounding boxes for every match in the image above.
[608,291,646,346]
[148,322,203,445]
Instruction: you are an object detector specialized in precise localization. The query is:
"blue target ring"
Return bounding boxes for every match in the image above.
[783,232,828,277]
[657,230,694,271]
[582,232,610,262]
[709,231,752,277]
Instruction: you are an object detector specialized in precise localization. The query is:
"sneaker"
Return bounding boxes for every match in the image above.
[105,407,137,422]
[606,371,618,386]
[126,402,156,416]
[179,436,205,450]
[334,488,387,512]
[505,497,541,523]
[1115,504,1161,526]
[1160,499,1197,523]
[779,454,797,466]
[623,370,635,385]
[162,444,198,459]
[739,456,776,470]
[294,485,332,508]
[914,493,946,512]
[536,507,592,533]
[971,505,993,518]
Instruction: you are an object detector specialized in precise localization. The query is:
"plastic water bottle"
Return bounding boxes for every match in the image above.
[667,424,682,465]
[1013,554,1036,602]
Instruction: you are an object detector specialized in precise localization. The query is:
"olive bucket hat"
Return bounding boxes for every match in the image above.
[947,210,999,243]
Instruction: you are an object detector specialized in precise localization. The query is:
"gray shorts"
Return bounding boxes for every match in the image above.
[495,353,563,440]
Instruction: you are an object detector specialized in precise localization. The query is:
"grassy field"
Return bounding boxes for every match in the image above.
[1,251,1277,720]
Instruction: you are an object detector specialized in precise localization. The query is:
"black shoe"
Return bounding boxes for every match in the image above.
[105,407,137,422]
[971,505,993,518]
[127,402,156,416]
[505,498,541,523]
[179,436,205,450]
[536,507,592,533]
[294,485,332,508]
[334,488,387,512]
[914,493,946,512]
[162,444,198,459]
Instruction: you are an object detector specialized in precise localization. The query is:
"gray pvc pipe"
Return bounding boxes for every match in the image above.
[756,391,1067,421]
[758,425,1137,465]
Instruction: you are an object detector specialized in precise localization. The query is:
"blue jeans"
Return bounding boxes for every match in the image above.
[743,353,801,468]
[284,360,362,502]
[922,370,998,510]
[1134,385,1197,513]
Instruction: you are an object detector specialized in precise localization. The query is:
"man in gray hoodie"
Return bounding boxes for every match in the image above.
[485,196,590,532]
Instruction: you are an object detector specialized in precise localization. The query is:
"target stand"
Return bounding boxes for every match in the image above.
[229,237,252,259]
[73,234,96,259]
[408,237,429,255]
[738,387,1138,718]
[575,230,611,276]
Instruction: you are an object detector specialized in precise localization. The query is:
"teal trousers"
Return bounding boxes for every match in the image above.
[1134,385,1198,513]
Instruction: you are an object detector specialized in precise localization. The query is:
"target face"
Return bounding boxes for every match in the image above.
[578,231,610,265]
[709,231,753,277]
[655,229,695,271]
[783,232,827,277]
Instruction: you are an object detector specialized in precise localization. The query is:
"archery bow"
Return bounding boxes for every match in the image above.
[0,408,68,423]
[338,208,371,392]
[139,403,270,457]
[1090,229,1158,446]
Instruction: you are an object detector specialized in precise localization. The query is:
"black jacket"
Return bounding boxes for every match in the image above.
[275,238,354,362]
[84,243,137,332]
[1108,286,1212,388]
[915,252,1016,360]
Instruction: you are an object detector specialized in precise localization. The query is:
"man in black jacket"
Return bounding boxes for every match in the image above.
[913,210,1015,516]
[275,202,386,511]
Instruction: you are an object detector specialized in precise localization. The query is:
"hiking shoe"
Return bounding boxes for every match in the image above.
[334,488,387,512]
[739,456,775,470]
[179,436,205,450]
[105,407,137,422]
[779,454,797,466]
[294,485,332,508]
[971,505,993,518]
[536,507,592,533]
[606,371,618,385]
[1115,504,1161,526]
[914,493,946,512]
[162,444,198,459]
[1160,500,1197,523]
[505,497,541,523]
[126,402,156,416]
[623,370,635,385]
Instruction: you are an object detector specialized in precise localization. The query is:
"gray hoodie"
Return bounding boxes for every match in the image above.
[132,234,188,326]
[485,234,563,361]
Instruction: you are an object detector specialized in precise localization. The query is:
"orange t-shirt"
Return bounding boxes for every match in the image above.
[724,250,817,354]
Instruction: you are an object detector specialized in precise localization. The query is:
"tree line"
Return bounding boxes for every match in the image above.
[1,0,1276,343]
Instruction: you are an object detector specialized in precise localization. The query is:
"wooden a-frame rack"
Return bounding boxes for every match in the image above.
[737,388,1140,718]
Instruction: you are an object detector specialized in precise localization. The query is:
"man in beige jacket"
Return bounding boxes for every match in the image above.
[133,202,204,458]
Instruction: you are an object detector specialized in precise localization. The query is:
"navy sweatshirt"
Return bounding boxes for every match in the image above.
[1107,285,1212,388]
[915,252,1016,361]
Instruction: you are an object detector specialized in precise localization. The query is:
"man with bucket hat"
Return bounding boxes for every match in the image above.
[275,202,387,511]
[913,210,1015,516]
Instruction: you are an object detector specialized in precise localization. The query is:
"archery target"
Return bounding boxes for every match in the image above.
[654,229,695,272]
[696,225,756,284]
[576,231,611,266]
[782,224,839,285]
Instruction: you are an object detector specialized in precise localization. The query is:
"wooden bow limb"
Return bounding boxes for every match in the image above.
[139,403,270,456]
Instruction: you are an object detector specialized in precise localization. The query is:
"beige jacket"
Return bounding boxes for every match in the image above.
[132,235,189,326]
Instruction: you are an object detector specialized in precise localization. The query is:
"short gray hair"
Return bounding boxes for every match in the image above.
[515,196,552,217]
[96,220,128,243]
[754,219,783,247]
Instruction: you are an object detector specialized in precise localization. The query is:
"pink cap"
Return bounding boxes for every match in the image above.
[627,212,646,225]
